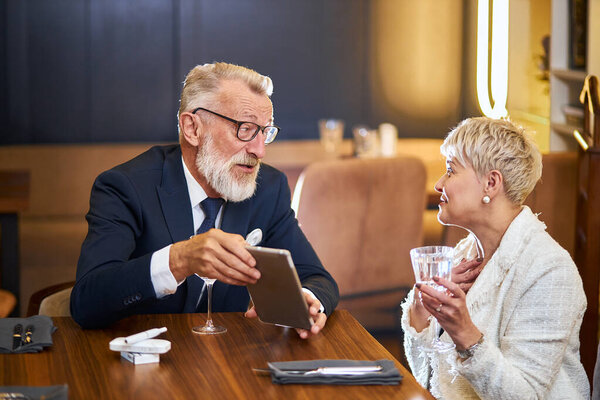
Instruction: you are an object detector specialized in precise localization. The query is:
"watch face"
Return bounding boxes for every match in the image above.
[457,349,471,359]
[458,334,484,359]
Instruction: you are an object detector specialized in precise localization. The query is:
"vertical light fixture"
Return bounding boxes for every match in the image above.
[477,0,509,118]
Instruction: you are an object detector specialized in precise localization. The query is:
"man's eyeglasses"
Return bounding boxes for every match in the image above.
[192,107,279,144]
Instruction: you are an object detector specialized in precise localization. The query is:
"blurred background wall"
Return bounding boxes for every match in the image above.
[1,0,480,144]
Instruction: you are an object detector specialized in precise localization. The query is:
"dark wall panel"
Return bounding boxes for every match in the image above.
[28,0,87,143]
[0,1,6,134]
[197,0,327,141]
[5,0,32,143]
[89,0,177,142]
[2,0,370,144]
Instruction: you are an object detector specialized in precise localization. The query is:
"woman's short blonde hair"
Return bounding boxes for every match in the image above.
[177,62,273,134]
[440,117,542,204]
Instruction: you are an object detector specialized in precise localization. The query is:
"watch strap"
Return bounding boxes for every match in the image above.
[457,333,484,360]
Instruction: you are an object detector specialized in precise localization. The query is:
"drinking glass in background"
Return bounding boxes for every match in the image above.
[352,125,379,158]
[318,119,344,156]
[409,245,455,352]
[378,123,398,157]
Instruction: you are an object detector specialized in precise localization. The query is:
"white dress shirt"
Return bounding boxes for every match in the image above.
[150,158,221,298]
[149,158,322,312]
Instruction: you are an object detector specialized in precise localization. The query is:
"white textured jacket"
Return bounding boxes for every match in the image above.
[402,206,590,399]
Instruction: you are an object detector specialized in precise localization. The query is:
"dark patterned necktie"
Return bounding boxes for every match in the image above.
[184,197,224,312]
[197,198,225,235]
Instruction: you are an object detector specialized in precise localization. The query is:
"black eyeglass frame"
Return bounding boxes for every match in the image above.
[192,107,280,144]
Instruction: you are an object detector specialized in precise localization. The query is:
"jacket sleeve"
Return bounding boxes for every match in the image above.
[456,262,587,400]
[400,289,435,388]
[70,169,161,328]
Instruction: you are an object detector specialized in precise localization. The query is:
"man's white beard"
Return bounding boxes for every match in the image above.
[195,134,260,202]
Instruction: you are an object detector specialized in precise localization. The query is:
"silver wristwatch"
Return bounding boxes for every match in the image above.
[457,333,484,360]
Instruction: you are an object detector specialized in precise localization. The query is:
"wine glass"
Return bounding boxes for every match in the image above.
[409,245,455,352]
[192,276,226,335]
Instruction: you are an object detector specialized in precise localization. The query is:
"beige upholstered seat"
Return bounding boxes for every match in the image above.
[292,156,427,332]
[27,281,74,317]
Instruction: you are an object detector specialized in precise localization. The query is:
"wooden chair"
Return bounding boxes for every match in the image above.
[0,289,17,317]
[26,281,74,317]
[292,156,427,333]
[574,74,600,382]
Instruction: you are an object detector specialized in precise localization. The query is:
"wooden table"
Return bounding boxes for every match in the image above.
[0,311,433,399]
[0,170,30,316]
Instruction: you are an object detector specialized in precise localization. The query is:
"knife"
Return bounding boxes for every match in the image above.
[12,324,23,351]
[253,365,383,376]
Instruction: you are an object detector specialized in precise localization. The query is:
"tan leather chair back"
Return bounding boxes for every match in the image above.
[293,156,427,298]
[27,282,74,317]
[38,288,73,317]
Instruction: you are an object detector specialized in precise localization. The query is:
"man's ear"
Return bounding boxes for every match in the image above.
[484,170,504,198]
[179,112,201,147]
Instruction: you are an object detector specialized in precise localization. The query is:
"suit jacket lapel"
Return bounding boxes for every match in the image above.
[156,147,194,243]
[155,147,200,312]
[220,200,251,236]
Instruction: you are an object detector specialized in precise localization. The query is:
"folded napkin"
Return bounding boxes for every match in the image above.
[268,359,402,385]
[0,315,57,353]
[0,384,68,400]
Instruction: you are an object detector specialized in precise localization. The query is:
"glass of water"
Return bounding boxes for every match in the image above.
[409,245,455,352]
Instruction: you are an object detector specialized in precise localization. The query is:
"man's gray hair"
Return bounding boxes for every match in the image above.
[177,62,273,135]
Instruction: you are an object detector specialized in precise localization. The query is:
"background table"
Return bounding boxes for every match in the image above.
[0,310,433,399]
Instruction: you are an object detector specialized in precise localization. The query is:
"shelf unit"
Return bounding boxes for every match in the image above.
[549,0,587,151]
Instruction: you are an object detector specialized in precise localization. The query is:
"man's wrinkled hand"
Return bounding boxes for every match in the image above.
[170,228,260,284]
[295,292,326,339]
[244,292,327,339]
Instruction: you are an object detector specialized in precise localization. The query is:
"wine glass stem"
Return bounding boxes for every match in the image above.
[430,317,442,345]
[205,281,214,327]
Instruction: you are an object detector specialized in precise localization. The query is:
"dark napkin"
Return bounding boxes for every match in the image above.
[268,359,402,385]
[0,384,68,400]
[0,315,57,353]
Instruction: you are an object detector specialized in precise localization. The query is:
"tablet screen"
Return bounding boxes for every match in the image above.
[246,246,314,330]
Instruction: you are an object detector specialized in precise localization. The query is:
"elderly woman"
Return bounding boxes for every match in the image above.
[401,117,589,399]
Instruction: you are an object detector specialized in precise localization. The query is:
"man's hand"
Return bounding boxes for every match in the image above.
[169,228,260,284]
[244,292,327,339]
[296,292,327,339]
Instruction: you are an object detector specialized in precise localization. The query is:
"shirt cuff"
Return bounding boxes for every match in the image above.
[302,288,325,313]
[150,244,180,298]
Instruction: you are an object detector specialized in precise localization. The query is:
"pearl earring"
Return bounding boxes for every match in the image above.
[482,195,491,204]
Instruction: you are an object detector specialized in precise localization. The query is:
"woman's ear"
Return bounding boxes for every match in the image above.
[179,112,200,147]
[484,170,504,198]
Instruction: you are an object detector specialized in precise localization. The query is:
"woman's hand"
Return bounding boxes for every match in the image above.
[416,276,482,351]
[409,286,433,332]
[452,258,483,294]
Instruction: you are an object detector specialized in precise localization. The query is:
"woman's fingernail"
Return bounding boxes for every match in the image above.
[432,276,440,282]
[461,258,466,262]
[476,258,483,262]
[415,283,421,289]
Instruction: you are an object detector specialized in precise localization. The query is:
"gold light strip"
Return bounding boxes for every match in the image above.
[476,0,509,118]
[573,130,590,151]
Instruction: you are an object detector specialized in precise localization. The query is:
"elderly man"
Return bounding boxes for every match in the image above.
[71,62,339,336]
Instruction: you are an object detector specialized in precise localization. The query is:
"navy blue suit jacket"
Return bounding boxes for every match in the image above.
[71,145,338,328]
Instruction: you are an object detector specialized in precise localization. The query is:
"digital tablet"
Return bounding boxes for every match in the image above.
[246,246,314,330]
